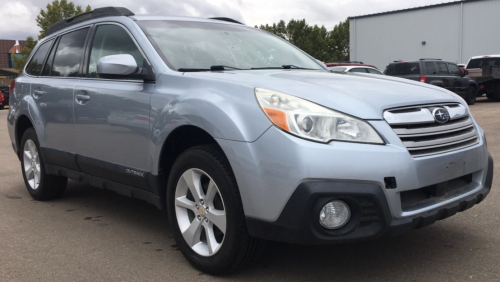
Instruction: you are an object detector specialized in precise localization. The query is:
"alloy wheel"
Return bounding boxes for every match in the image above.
[174,168,227,256]
[23,139,41,190]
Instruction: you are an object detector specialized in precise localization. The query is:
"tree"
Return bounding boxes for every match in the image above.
[257,18,350,63]
[13,0,91,71]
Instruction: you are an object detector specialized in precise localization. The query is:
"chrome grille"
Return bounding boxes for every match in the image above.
[384,103,479,157]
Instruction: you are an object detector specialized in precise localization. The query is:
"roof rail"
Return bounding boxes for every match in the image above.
[209,17,244,25]
[46,7,134,36]
[419,58,442,61]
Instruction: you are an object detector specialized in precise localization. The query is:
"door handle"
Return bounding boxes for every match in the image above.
[76,94,90,101]
[33,90,45,97]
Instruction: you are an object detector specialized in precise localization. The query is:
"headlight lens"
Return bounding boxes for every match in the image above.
[255,88,384,144]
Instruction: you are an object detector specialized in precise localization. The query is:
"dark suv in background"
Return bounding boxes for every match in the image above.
[384,59,478,105]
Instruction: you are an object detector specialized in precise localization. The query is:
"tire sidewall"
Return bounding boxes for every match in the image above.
[20,128,46,199]
[167,147,243,274]
[467,87,477,105]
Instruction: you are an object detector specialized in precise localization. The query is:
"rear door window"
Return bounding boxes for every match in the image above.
[349,68,368,73]
[51,28,89,77]
[25,39,53,76]
[425,62,437,75]
[447,63,462,76]
[437,62,449,75]
[384,63,420,75]
[467,58,500,69]
[367,68,382,75]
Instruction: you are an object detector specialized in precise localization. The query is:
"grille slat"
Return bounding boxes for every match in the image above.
[384,103,479,157]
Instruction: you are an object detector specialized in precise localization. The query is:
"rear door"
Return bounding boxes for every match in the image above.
[423,62,442,87]
[29,27,90,170]
[436,62,453,92]
[73,23,154,191]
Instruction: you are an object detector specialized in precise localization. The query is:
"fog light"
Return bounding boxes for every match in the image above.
[319,200,350,229]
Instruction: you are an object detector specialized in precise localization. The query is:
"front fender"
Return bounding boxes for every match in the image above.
[149,73,271,174]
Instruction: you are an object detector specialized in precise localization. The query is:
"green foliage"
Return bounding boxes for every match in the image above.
[36,0,92,39]
[14,0,91,71]
[13,36,38,71]
[257,18,350,63]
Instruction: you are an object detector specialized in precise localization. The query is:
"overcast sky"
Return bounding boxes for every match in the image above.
[1,0,457,39]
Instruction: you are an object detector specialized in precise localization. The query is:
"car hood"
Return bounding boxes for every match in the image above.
[184,69,462,119]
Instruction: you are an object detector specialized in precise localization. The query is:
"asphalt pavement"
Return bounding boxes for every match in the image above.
[1,97,499,281]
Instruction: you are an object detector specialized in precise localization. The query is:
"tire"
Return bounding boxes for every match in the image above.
[167,145,265,275]
[492,91,500,102]
[20,128,67,200]
[465,86,477,105]
[0,105,4,110]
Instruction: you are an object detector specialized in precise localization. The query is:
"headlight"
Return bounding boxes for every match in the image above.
[255,88,384,144]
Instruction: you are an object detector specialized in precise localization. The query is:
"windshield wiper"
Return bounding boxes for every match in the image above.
[250,65,315,70]
[177,65,243,72]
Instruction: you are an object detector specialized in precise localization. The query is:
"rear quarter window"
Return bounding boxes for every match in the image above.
[25,39,53,76]
[384,63,420,75]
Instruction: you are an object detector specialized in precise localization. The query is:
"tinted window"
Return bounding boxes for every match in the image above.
[139,21,322,70]
[467,58,500,69]
[41,38,58,76]
[384,63,420,75]
[367,68,382,75]
[349,68,368,73]
[447,63,462,76]
[25,39,53,76]
[52,28,89,77]
[425,62,437,75]
[329,67,346,72]
[88,25,145,78]
[437,62,449,75]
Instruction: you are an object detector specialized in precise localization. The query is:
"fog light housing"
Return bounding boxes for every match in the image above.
[319,200,351,229]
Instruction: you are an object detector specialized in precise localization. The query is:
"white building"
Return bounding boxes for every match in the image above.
[349,0,500,70]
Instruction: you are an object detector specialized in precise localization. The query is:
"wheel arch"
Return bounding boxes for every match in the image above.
[14,114,35,159]
[156,125,231,209]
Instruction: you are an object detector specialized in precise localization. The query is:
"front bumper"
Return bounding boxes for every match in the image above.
[246,154,493,244]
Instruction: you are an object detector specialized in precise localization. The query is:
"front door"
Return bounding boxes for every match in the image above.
[73,23,154,190]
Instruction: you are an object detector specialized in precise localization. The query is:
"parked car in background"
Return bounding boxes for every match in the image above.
[0,85,9,109]
[465,55,500,101]
[325,62,379,69]
[384,59,478,105]
[329,65,383,75]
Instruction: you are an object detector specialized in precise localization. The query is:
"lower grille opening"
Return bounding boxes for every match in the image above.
[401,174,474,212]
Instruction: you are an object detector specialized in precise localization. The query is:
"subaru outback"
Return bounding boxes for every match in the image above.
[7,7,493,275]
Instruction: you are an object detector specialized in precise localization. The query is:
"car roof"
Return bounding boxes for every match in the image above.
[469,55,500,59]
[325,62,379,69]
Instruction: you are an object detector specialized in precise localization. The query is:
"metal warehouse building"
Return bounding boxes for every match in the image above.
[349,0,500,70]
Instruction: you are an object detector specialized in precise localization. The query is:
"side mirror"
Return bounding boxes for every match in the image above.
[98,54,138,77]
[463,69,469,76]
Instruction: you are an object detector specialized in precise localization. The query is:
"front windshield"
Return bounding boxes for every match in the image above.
[138,20,323,71]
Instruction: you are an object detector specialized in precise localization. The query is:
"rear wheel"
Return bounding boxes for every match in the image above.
[465,86,477,105]
[20,128,67,200]
[167,145,264,275]
[491,91,500,102]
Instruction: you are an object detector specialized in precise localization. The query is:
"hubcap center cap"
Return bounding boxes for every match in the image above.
[199,206,206,217]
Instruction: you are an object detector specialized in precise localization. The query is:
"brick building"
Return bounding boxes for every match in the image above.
[0,39,26,69]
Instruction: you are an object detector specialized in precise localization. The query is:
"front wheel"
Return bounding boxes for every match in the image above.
[167,145,264,275]
[20,128,67,200]
[465,86,477,105]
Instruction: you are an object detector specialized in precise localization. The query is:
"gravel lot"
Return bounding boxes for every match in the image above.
[1,97,499,281]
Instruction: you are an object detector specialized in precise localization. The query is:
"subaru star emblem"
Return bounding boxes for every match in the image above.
[432,108,450,123]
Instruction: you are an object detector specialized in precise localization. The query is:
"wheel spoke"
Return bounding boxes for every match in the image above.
[206,209,226,234]
[182,219,203,247]
[182,170,202,202]
[35,165,41,186]
[175,196,197,212]
[204,180,217,204]
[25,166,33,178]
[204,223,220,255]
[28,141,36,157]
[23,150,32,160]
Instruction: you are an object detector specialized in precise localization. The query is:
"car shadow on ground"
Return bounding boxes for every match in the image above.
[57,180,479,280]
